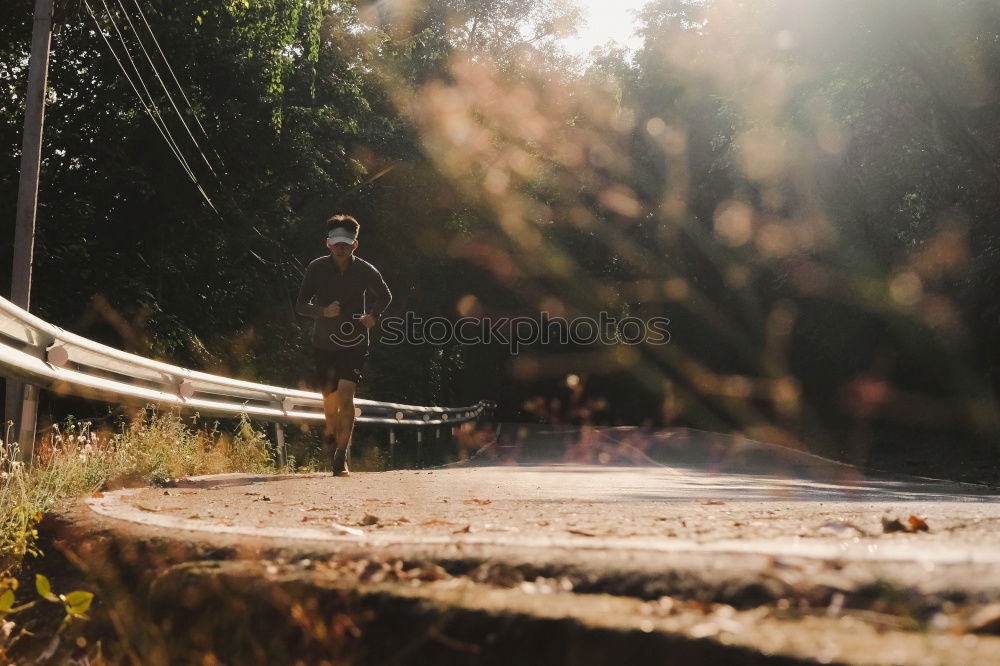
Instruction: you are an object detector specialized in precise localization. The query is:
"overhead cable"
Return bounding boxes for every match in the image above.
[84,0,218,213]
[93,0,194,182]
[130,0,229,173]
[113,0,221,182]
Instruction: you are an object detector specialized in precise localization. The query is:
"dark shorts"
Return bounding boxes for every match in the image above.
[314,347,367,394]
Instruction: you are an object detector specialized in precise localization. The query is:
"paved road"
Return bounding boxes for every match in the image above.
[68,457,1000,665]
[86,461,1000,565]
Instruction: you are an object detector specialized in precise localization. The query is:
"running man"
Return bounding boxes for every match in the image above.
[296,215,392,476]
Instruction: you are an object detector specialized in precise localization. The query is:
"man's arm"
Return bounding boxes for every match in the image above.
[364,265,392,320]
[295,265,324,318]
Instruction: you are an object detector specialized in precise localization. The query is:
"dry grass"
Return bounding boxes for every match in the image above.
[0,409,274,574]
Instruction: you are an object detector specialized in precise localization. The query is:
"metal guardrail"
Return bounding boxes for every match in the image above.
[0,296,494,462]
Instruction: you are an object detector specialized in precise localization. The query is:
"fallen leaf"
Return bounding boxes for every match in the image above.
[453,524,472,534]
[396,517,411,523]
[92,492,104,499]
[882,515,929,534]
[568,529,597,537]
[881,517,907,533]
[969,603,1000,634]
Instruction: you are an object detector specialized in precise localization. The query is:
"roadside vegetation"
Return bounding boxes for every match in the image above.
[1,409,274,574]
[0,408,275,661]
[0,409,273,659]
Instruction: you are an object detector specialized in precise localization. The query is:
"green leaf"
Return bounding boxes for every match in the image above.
[35,574,57,602]
[64,590,94,617]
[0,589,14,613]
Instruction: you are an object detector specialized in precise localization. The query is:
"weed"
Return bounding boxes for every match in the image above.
[0,409,275,575]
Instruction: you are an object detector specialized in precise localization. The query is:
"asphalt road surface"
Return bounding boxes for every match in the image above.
[65,440,1000,665]
[88,460,1000,564]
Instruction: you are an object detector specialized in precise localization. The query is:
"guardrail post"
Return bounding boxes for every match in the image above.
[16,385,38,461]
[388,428,395,470]
[416,429,423,466]
[274,422,286,469]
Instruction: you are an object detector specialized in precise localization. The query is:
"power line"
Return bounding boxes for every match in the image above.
[112,1,290,266]
[129,0,229,173]
[120,3,308,277]
[91,0,194,183]
[113,0,222,183]
[86,1,309,279]
[84,0,218,213]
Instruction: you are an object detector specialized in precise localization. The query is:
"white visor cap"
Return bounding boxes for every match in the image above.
[327,229,357,245]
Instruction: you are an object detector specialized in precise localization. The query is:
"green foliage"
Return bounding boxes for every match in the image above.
[33,573,92,625]
[4,0,1000,471]
[227,413,276,473]
[0,411,275,575]
[0,573,93,659]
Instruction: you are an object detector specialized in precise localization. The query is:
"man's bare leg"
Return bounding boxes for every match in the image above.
[322,390,340,467]
[332,378,357,476]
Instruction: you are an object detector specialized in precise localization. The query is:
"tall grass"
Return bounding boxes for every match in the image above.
[0,410,274,574]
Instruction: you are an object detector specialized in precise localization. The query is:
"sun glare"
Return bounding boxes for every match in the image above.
[562,0,651,57]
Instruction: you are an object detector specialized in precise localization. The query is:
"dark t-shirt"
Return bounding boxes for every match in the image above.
[295,255,392,352]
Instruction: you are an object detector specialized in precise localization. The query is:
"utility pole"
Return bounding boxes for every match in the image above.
[5,0,55,460]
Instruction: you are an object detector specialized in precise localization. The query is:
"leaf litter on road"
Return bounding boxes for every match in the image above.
[882,515,931,534]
